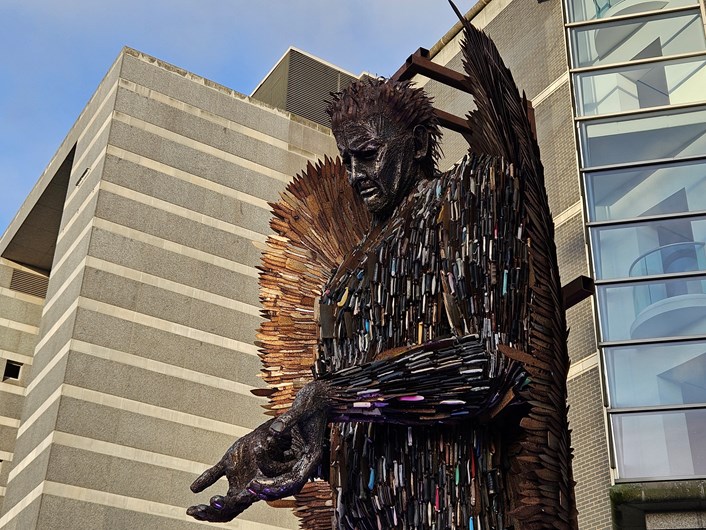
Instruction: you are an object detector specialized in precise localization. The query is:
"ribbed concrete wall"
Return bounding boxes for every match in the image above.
[0,48,339,530]
[0,259,46,512]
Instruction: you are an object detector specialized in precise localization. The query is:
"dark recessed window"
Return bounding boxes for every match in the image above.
[3,361,21,381]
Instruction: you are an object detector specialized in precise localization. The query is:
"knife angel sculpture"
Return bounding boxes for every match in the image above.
[188,13,577,530]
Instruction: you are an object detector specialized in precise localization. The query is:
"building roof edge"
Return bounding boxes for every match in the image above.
[428,0,494,59]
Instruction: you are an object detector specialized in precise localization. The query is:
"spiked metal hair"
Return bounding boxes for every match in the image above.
[327,78,442,176]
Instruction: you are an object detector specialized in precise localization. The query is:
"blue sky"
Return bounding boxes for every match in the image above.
[0,0,473,234]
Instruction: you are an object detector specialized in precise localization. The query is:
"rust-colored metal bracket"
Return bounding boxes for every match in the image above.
[392,48,474,135]
[561,275,594,310]
[392,48,471,93]
[392,48,537,139]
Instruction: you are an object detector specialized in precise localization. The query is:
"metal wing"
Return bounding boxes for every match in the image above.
[449,7,578,528]
[256,156,370,528]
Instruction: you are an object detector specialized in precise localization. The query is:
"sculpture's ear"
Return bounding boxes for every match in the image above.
[413,125,429,160]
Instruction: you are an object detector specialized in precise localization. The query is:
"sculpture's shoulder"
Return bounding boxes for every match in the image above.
[421,153,513,223]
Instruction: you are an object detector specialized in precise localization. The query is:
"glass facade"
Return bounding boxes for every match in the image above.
[575,55,706,116]
[585,158,706,221]
[566,0,706,483]
[568,0,695,23]
[570,10,705,68]
[580,105,706,167]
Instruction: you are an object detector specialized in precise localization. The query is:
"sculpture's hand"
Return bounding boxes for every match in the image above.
[247,381,332,500]
[187,419,291,522]
[187,381,332,522]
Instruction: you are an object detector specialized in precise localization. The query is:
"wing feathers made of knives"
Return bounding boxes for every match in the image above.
[256,157,371,414]
[455,16,578,529]
[256,157,369,528]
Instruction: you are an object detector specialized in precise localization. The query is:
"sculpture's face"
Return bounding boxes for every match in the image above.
[335,118,420,217]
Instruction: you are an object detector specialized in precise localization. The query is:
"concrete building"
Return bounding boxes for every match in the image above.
[0,47,355,529]
[1,0,706,528]
[252,47,359,127]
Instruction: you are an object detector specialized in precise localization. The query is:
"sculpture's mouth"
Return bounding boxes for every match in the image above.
[357,180,379,200]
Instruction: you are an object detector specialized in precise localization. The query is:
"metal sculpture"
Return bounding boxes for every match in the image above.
[187,14,577,530]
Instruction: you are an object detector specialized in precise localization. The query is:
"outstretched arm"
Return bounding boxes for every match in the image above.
[309,335,525,425]
[188,335,528,522]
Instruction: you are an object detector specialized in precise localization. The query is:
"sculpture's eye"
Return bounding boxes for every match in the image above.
[342,154,352,170]
[357,148,378,161]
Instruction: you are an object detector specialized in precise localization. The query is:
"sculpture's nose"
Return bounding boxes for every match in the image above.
[348,157,364,186]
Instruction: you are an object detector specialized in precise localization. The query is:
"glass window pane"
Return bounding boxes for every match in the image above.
[571,10,705,68]
[576,55,706,116]
[597,275,706,341]
[586,159,706,222]
[567,0,697,23]
[612,409,706,480]
[605,341,706,407]
[591,216,706,279]
[581,106,706,168]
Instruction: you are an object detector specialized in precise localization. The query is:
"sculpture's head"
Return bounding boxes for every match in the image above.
[327,78,442,219]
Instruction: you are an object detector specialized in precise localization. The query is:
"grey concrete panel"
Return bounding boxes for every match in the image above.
[39,268,84,339]
[78,266,261,344]
[60,126,109,213]
[29,312,77,380]
[67,103,114,189]
[646,510,706,529]
[101,154,273,237]
[43,444,297,529]
[54,397,237,464]
[236,352,268,389]
[0,264,12,288]
[299,122,338,159]
[94,190,264,267]
[0,295,42,328]
[72,133,111,191]
[0,425,18,454]
[43,227,91,303]
[53,179,101,266]
[20,353,69,425]
[1,458,11,484]
[87,227,261,307]
[0,326,37,358]
[36,494,298,530]
[79,267,261,345]
[109,120,287,204]
[34,496,110,530]
[0,494,40,529]
[12,399,61,465]
[79,266,140,313]
[1,440,52,510]
[64,351,267,429]
[0,391,23,420]
[114,86,313,178]
[71,309,264,387]
[120,53,329,150]
[54,173,102,250]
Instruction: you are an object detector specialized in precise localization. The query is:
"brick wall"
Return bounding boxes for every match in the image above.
[568,368,613,529]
